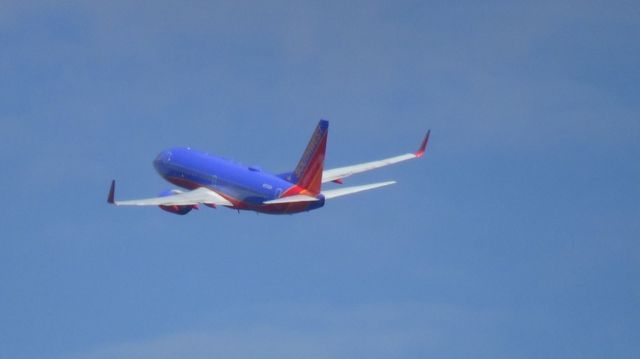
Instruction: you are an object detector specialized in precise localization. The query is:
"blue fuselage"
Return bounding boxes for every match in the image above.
[152,148,324,214]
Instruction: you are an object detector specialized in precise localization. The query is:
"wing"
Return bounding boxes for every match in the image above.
[322,130,430,184]
[107,181,233,207]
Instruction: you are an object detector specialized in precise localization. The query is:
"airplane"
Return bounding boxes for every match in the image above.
[107,120,430,215]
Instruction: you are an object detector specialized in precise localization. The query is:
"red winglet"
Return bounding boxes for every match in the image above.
[415,130,430,157]
[107,180,116,204]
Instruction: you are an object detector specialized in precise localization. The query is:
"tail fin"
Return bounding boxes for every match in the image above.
[291,120,328,194]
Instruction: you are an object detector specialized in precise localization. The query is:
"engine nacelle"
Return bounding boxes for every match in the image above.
[159,204,196,215]
[157,189,198,215]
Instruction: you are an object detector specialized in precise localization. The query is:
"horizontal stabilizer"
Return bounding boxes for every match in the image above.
[322,181,396,199]
[263,194,319,205]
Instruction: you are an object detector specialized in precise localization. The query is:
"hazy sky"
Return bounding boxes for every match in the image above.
[1,1,639,358]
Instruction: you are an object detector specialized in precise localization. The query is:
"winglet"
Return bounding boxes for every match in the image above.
[107,180,116,204]
[415,130,430,157]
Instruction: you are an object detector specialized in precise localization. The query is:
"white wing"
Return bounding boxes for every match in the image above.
[107,181,233,207]
[322,130,429,184]
[322,181,396,199]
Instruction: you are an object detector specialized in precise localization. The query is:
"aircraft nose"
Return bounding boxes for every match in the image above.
[153,150,172,172]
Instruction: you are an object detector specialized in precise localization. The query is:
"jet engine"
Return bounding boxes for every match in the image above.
[158,189,198,215]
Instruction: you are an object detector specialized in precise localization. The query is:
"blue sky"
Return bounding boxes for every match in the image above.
[1,1,638,358]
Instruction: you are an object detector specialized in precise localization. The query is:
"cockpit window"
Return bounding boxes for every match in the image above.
[155,150,172,164]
